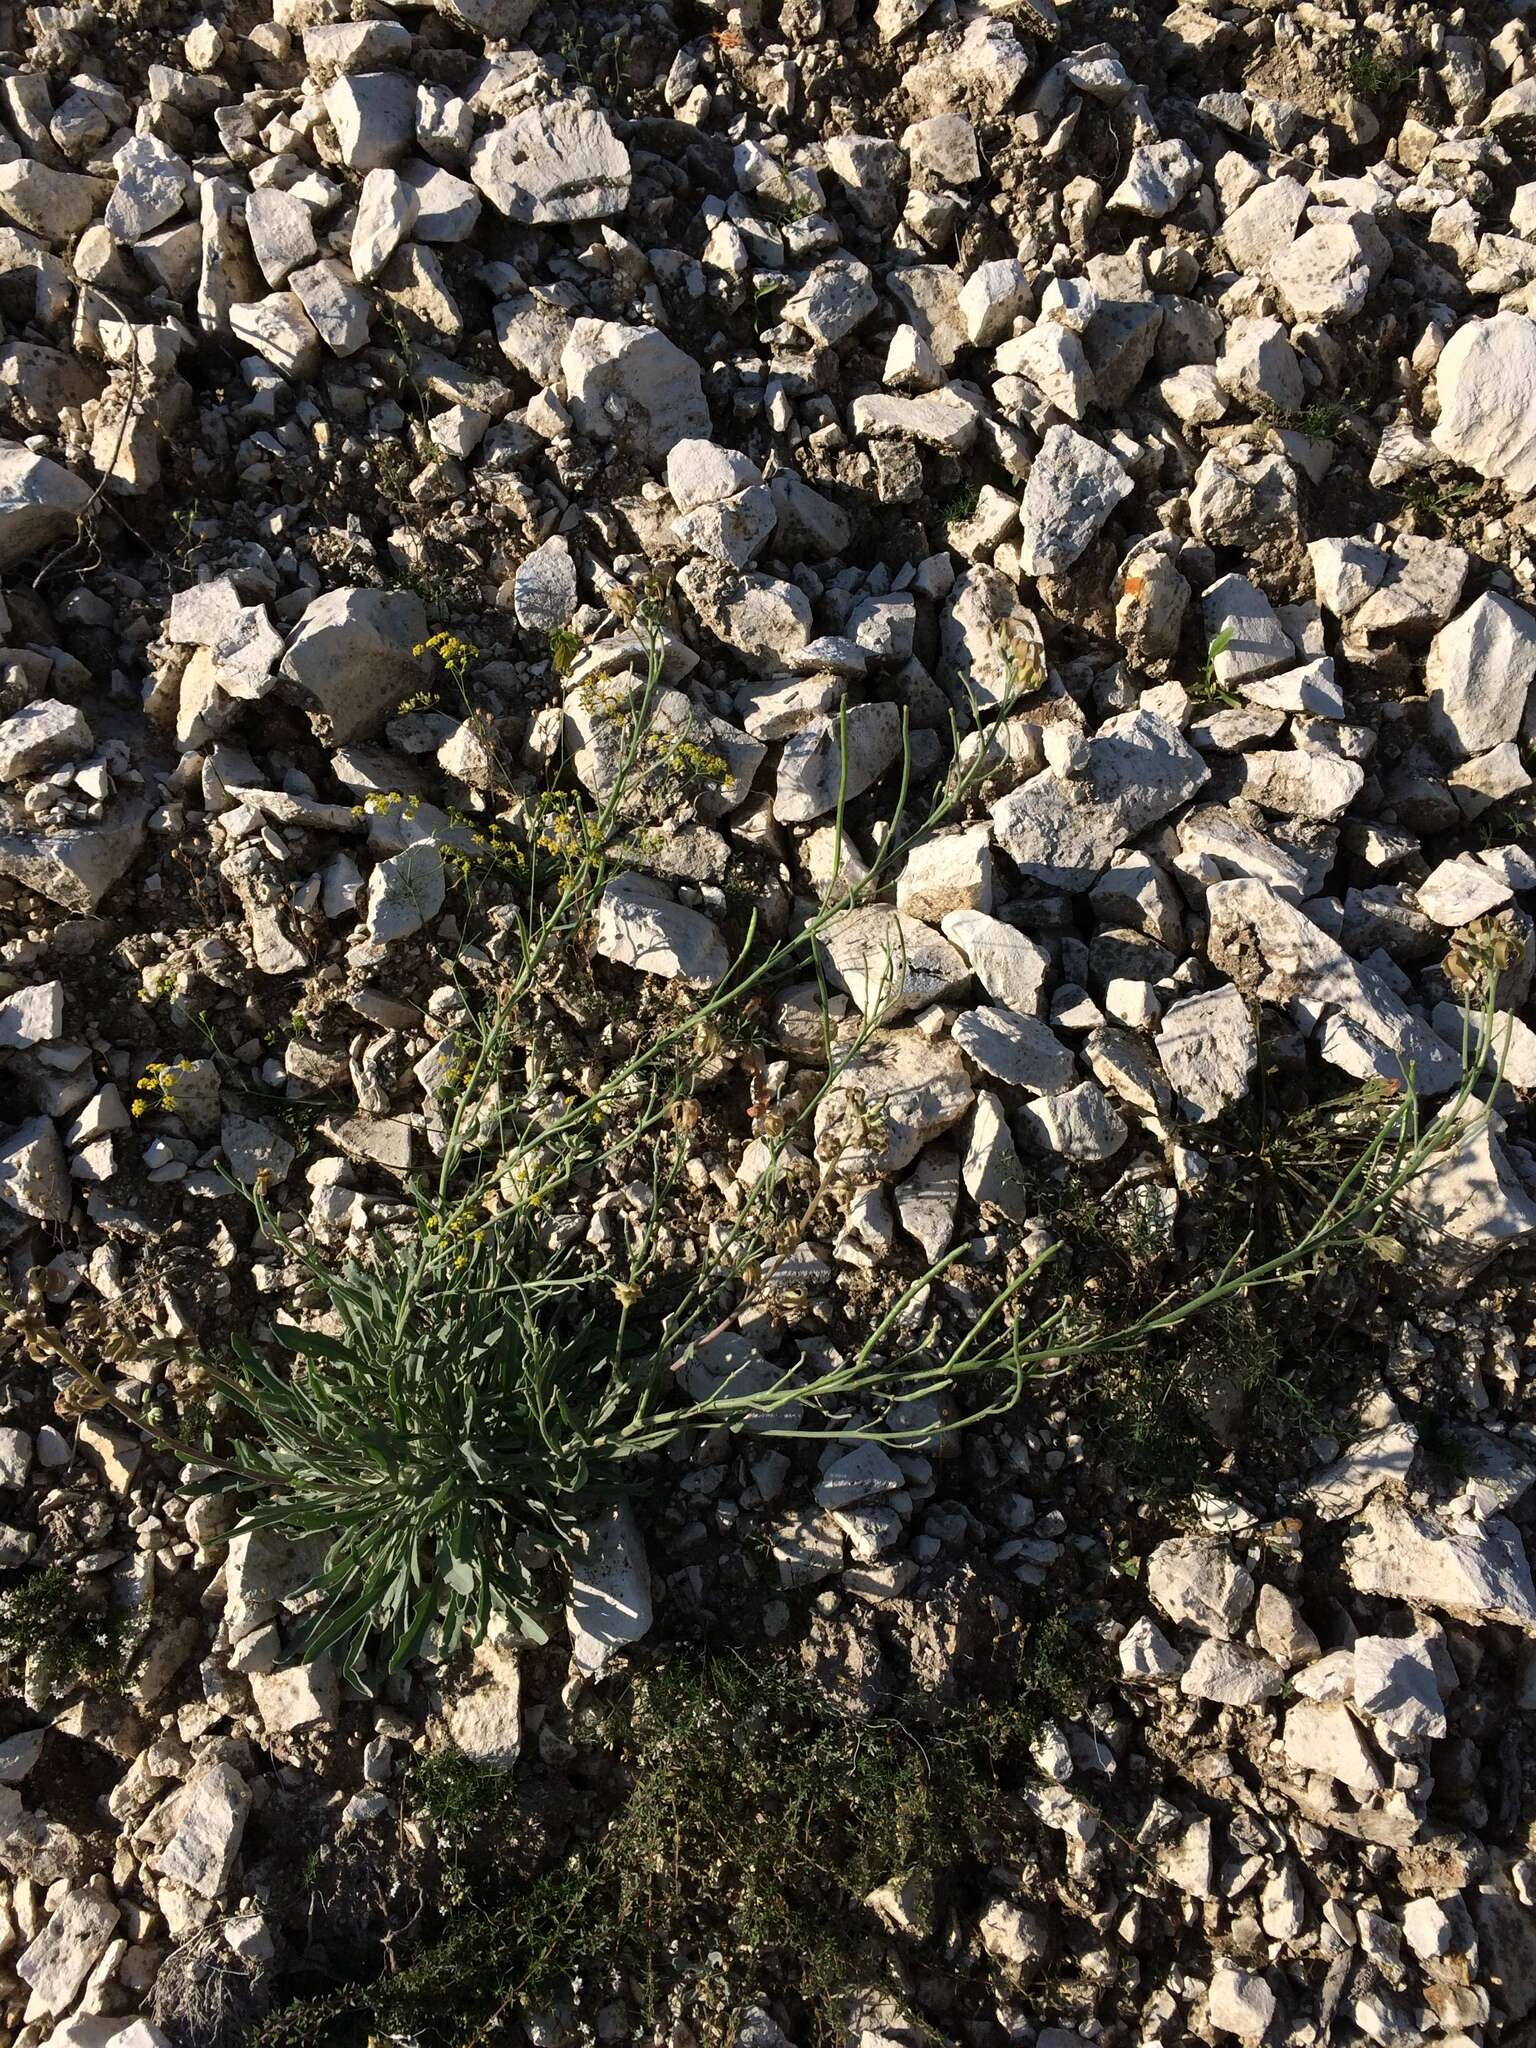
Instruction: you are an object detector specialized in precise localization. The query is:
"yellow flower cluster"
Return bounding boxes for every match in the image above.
[423,1207,481,1241]
[413,630,480,684]
[357,792,421,822]
[132,1058,199,1119]
[534,794,587,861]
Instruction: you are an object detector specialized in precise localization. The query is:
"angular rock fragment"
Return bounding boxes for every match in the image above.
[595,873,728,986]
[1424,592,1536,759]
[471,102,630,224]
[993,710,1208,892]
[821,906,969,1021]
[0,700,91,781]
[281,586,427,743]
[814,1034,975,1176]
[783,257,878,346]
[941,910,1050,1014]
[677,562,812,670]
[1205,878,1460,1094]
[775,705,902,824]
[1146,1535,1254,1639]
[154,1762,250,1898]
[1016,1081,1126,1162]
[0,442,91,568]
[1155,986,1256,1122]
[1431,312,1536,498]
[1345,1498,1536,1632]
[561,319,710,463]
[952,1007,1073,1092]
[1018,425,1132,577]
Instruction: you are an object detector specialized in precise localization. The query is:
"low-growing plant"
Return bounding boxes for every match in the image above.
[4,614,1508,1682]
[0,1565,138,1694]
[259,1634,1101,2048]
[1404,474,1479,534]
[1345,45,1418,100]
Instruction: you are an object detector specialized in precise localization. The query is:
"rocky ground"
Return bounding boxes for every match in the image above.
[4,0,1536,2043]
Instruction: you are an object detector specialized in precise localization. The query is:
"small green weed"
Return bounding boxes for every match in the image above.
[1345,46,1418,99]
[18,621,1502,1682]
[1189,622,1238,707]
[1414,1409,1475,1482]
[1404,474,1480,535]
[938,484,980,529]
[1474,786,1536,848]
[1263,394,1353,440]
[548,624,583,677]
[0,1565,136,1693]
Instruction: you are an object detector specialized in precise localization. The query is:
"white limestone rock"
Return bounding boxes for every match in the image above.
[992,709,1208,893]
[676,561,812,671]
[821,905,969,1021]
[674,485,777,568]
[0,443,91,569]
[1353,1634,1447,1741]
[1205,878,1461,1094]
[245,187,318,288]
[561,318,710,463]
[1345,1496,1536,1631]
[1431,312,1536,499]
[349,167,418,282]
[1146,1534,1254,1639]
[154,1762,251,1898]
[952,1007,1073,1092]
[1268,214,1390,323]
[324,70,416,172]
[1016,1080,1126,1162]
[850,386,986,454]
[774,704,902,824]
[941,908,1050,1013]
[1119,1615,1185,1680]
[1208,1963,1278,2039]
[281,585,427,743]
[783,256,879,346]
[290,260,373,357]
[1394,1105,1536,1280]
[1424,592,1536,759]
[513,534,578,633]
[567,1503,652,1675]
[595,873,728,986]
[1282,1699,1385,1794]
[1180,1640,1283,1707]
[1110,139,1200,218]
[1018,425,1132,577]
[471,101,630,224]
[106,135,189,241]
[667,438,761,513]
[813,1033,975,1176]
[1155,986,1256,1122]
[0,1117,69,1221]
[17,1888,119,2017]
[1202,573,1296,685]
[228,292,322,379]
[962,1089,1028,1220]
[1240,748,1365,821]
[1416,857,1513,927]
[0,699,91,781]
[897,828,993,922]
